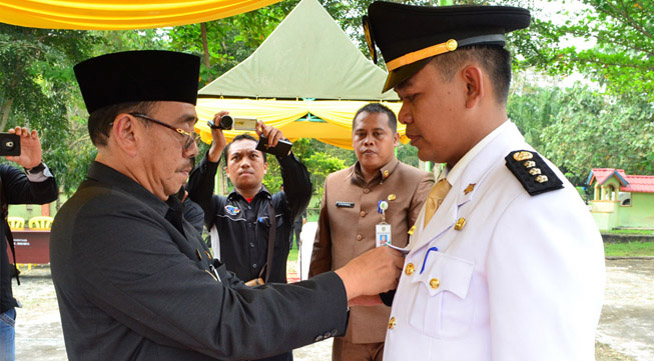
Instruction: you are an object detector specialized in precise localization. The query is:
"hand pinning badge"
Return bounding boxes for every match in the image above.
[376,200,391,247]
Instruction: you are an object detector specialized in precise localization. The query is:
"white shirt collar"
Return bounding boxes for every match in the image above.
[438,120,512,185]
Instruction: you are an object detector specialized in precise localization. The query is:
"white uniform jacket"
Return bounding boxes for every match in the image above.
[384,122,605,361]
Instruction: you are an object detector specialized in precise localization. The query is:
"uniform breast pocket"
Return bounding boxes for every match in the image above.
[407,251,475,339]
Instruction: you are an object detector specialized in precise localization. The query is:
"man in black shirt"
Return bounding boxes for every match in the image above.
[0,126,58,361]
[188,112,310,284]
[51,50,403,361]
[187,113,310,361]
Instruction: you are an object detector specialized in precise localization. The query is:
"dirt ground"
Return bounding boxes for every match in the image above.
[11,258,654,361]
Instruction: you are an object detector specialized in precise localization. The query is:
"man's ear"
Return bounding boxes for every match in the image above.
[111,113,139,157]
[461,65,484,109]
[263,161,268,175]
[393,132,400,147]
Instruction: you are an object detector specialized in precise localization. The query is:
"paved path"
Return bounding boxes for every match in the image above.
[12,258,653,361]
[596,259,654,361]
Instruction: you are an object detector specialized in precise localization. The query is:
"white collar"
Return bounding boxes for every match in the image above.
[438,120,512,185]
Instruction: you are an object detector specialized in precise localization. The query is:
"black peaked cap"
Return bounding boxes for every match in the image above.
[366,1,531,91]
[74,50,200,114]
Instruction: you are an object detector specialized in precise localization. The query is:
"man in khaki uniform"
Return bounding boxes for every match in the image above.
[310,103,433,361]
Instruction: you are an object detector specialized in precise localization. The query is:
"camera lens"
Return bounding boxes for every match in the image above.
[1,139,15,151]
[218,115,234,130]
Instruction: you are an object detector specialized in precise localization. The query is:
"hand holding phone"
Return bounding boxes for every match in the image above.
[256,136,292,157]
[255,120,292,157]
[0,133,20,156]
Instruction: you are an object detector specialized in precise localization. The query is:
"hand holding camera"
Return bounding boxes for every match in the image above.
[207,111,293,161]
[4,127,42,170]
[206,112,230,162]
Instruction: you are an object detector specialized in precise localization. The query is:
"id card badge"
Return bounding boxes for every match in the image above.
[376,223,392,247]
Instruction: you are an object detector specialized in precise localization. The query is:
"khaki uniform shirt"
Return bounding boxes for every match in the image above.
[310,157,433,343]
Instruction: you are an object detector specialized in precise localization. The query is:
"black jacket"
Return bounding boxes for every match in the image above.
[187,153,311,282]
[50,162,347,361]
[1,163,58,314]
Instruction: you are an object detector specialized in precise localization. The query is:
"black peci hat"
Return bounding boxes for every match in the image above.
[74,50,201,114]
[364,1,531,92]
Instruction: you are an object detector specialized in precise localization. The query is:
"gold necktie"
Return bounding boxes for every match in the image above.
[424,178,451,227]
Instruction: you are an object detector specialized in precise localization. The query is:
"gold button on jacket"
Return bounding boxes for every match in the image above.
[309,158,434,344]
[405,263,415,275]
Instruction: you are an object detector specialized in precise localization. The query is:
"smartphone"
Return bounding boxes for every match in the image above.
[256,136,292,157]
[0,133,20,156]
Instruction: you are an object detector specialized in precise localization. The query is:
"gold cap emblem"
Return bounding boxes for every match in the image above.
[513,151,533,161]
[446,39,458,51]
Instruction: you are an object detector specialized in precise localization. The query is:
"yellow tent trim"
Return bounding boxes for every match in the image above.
[194,98,407,150]
[0,0,283,30]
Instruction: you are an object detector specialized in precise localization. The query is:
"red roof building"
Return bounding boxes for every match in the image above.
[587,168,654,230]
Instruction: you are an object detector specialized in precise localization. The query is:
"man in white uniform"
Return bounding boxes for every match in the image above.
[363,2,606,360]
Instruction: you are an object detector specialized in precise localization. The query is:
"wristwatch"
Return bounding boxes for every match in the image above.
[26,162,45,174]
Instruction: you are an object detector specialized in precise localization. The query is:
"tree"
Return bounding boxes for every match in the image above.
[166,2,298,85]
[0,25,101,194]
[508,84,654,186]
[262,138,352,196]
[513,0,654,101]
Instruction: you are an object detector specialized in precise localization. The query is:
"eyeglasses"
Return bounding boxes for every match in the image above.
[129,113,200,150]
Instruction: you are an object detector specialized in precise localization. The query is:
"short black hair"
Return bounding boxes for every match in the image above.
[429,45,512,104]
[222,133,267,165]
[87,101,157,146]
[352,103,398,133]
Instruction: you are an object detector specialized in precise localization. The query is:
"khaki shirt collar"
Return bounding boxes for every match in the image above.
[351,157,399,187]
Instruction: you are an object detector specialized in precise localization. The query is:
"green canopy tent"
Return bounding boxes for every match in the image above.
[195,0,405,149]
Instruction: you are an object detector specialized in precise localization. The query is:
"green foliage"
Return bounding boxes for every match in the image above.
[304,151,348,195]
[396,143,420,168]
[262,138,352,195]
[507,79,561,151]
[91,29,167,53]
[518,0,654,101]
[0,25,101,194]
[509,84,654,186]
[166,2,297,85]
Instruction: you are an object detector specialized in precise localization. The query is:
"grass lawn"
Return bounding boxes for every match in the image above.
[604,241,654,257]
[603,229,654,236]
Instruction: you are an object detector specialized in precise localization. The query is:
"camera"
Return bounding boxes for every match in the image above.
[0,133,20,156]
[207,115,257,131]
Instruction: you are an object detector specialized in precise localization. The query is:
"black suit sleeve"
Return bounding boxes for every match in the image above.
[0,164,58,205]
[187,153,219,229]
[278,153,311,223]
